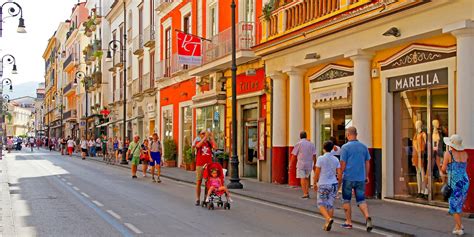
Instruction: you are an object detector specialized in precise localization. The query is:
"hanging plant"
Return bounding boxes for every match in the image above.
[93,50,103,59]
[263,0,276,21]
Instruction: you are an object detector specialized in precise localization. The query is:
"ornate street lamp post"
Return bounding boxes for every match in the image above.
[0,0,26,37]
[75,71,90,140]
[227,0,243,189]
[105,1,128,165]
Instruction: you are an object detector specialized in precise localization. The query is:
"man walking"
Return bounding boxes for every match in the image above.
[340,126,373,232]
[67,136,75,156]
[195,130,216,206]
[126,135,141,179]
[291,131,317,199]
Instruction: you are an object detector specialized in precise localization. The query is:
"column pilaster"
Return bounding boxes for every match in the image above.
[283,67,306,146]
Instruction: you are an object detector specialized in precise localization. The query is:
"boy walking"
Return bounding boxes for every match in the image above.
[340,126,373,232]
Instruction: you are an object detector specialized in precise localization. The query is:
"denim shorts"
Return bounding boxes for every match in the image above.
[342,180,366,205]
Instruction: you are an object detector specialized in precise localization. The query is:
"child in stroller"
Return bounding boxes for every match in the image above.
[202,162,232,210]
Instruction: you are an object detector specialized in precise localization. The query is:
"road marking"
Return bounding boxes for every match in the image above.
[61,178,66,181]
[106,210,121,220]
[81,192,90,198]
[124,223,143,234]
[66,182,72,186]
[73,186,80,191]
[92,200,104,207]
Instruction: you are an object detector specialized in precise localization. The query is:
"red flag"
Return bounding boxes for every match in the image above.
[177,31,202,65]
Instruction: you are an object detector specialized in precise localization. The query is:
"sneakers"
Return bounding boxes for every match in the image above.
[301,195,310,199]
[366,217,373,232]
[452,229,464,235]
[341,223,353,229]
[132,175,137,179]
[323,219,334,231]
[152,177,156,182]
[156,177,162,183]
[195,200,200,206]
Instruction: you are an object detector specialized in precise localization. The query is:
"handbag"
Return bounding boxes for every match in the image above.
[128,142,139,161]
[442,151,454,200]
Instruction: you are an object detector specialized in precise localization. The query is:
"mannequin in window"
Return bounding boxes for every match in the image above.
[412,120,428,199]
[432,119,443,181]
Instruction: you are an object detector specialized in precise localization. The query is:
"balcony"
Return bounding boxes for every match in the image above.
[63,53,75,71]
[132,79,141,97]
[63,81,77,96]
[63,109,77,121]
[142,72,155,92]
[156,53,193,79]
[133,35,144,55]
[155,0,174,11]
[188,21,257,77]
[144,25,156,48]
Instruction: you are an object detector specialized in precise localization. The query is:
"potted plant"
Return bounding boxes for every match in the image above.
[163,138,177,167]
[216,150,230,170]
[184,145,196,171]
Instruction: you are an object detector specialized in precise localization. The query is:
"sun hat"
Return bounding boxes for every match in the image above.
[443,134,464,151]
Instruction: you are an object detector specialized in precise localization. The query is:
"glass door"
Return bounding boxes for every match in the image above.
[318,108,352,153]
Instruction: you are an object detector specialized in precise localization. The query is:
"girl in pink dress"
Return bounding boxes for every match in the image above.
[205,169,232,202]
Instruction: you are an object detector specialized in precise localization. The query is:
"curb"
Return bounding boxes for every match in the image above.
[51,149,411,236]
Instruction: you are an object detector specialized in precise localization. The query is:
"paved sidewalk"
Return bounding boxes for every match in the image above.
[0,159,15,236]
[49,149,473,237]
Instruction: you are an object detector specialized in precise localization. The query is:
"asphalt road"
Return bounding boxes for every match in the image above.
[2,149,392,237]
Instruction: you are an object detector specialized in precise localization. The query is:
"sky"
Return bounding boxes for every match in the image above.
[0,0,79,94]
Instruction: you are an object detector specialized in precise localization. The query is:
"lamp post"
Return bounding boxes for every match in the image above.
[75,71,89,140]
[0,0,26,37]
[52,90,64,138]
[227,0,243,189]
[0,78,12,158]
[106,0,127,165]
[0,54,18,78]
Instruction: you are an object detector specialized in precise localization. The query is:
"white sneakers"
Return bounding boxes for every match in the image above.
[452,227,464,236]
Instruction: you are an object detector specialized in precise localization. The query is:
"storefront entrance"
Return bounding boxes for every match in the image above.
[317,108,352,153]
[242,106,258,178]
[393,87,448,203]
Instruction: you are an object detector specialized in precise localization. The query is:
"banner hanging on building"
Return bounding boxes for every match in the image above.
[177,31,202,65]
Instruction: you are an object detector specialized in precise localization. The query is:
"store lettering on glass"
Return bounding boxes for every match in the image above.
[388,68,448,92]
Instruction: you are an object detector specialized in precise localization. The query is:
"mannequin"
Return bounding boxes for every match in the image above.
[432,120,442,180]
[412,120,428,198]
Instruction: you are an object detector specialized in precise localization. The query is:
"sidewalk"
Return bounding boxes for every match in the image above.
[52,149,473,237]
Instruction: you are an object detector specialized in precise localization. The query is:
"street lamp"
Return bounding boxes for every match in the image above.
[53,90,64,138]
[106,0,128,165]
[0,1,26,37]
[0,78,12,159]
[227,0,243,189]
[75,71,90,140]
[0,54,18,78]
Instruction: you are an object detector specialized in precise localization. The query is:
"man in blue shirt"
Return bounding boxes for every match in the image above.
[340,126,373,232]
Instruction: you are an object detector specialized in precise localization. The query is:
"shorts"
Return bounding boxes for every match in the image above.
[67,147,73,154]
[196,166,204,181]
[342,180,366,205]
[131,156,140,166]
[149,152,161,166]
[317,183,338,209]
[296,168,312,178]
[81,148,88,153]
[96,146,101,152]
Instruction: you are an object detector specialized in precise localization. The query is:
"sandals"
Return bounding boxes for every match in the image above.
[323,219,334,231]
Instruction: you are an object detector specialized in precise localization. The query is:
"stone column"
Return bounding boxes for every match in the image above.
[346,50,374,147]
[284,67,306,186]
[443,19,474,214]
[269,71,288,184]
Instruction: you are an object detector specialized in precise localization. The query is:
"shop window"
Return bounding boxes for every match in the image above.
[196,105,225,149]
[393,87,448,202]
[182,106,193,155]
[163,109,173,140]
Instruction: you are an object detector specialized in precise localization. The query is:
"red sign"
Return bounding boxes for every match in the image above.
[236,68,265,95]
[177,31,202,65]
[100,109,111,117]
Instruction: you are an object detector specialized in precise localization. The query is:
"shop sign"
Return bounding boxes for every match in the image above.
[388,68,448,92]
[177,31,202,65]
[237,69,265,95]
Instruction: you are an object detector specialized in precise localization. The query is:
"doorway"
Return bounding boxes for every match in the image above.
[318,108,352,153]
[242,105,258,178]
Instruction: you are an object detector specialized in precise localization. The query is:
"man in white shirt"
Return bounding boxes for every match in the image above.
[67,136,75,156]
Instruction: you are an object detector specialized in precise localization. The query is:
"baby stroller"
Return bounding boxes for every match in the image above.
[201,162,231,210]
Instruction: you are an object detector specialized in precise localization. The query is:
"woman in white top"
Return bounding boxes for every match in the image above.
[314,141,342,232]
[80,137,88,160]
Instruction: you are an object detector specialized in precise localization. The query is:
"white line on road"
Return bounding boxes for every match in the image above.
[80,192,90,198]
[106,210,121,220]
[73,186,80,191]
[66,182,72,186]
[92,200,104,207]
[61,178,66,181]
[124,223,143,234]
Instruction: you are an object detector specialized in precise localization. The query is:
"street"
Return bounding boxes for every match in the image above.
[0,149,393,237]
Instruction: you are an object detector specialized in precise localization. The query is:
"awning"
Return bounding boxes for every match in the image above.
[190,99,226,109]
[313,83,350,102]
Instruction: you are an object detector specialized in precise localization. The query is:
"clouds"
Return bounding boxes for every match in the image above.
[0,0,78,87]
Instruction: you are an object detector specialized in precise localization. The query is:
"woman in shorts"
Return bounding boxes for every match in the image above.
[313,141,342,231]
